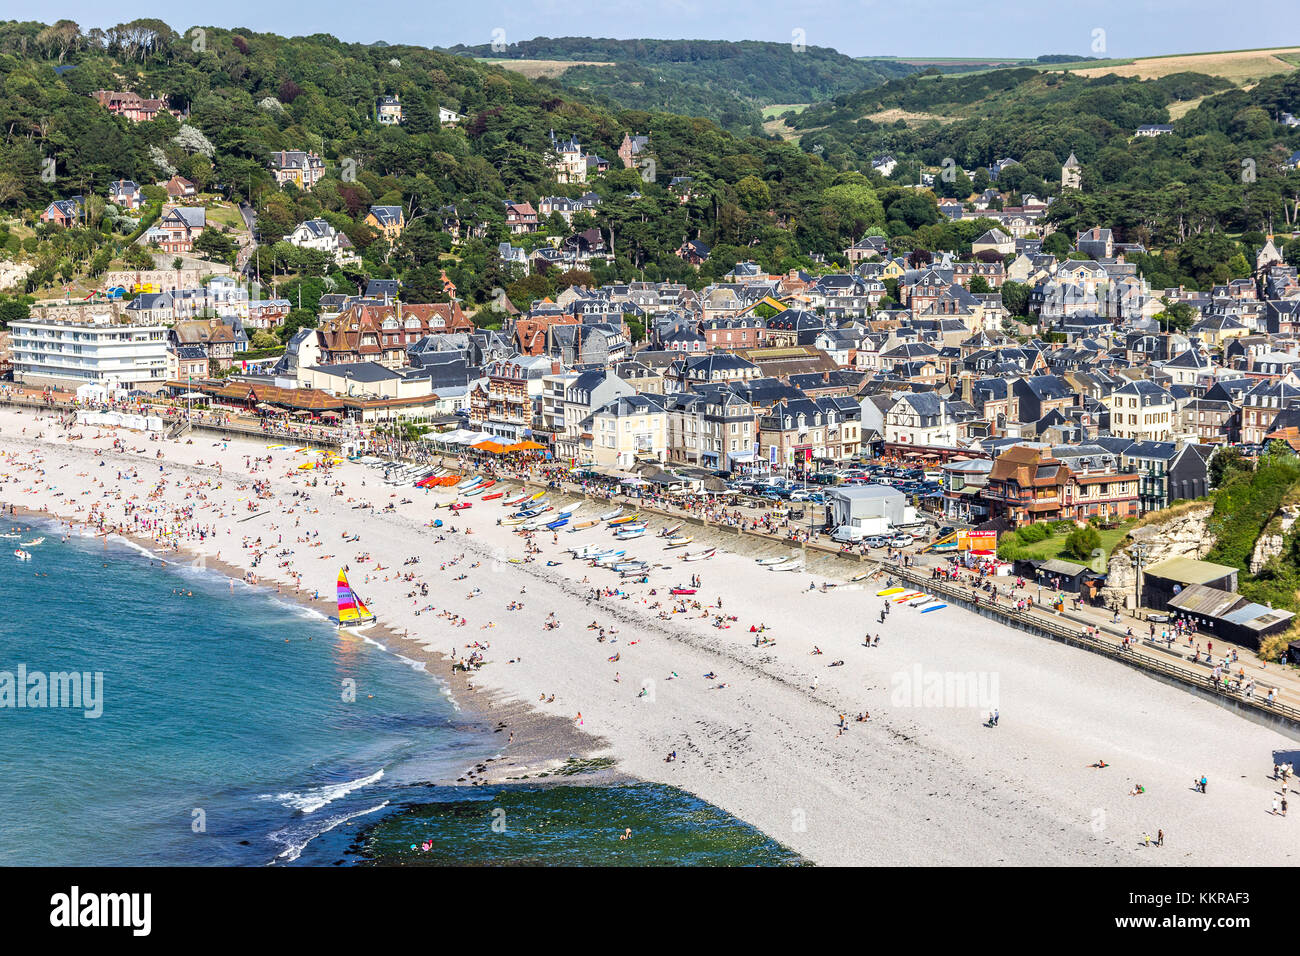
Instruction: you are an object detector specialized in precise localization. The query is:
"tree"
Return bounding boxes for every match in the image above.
[1063,525,1101,562]
[1209,446,1253,488]
[1001,280,1029,316]
[969,276,991,294]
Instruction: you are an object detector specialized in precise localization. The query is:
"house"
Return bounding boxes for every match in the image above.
[438,106,463,126]
[169,344,209,382]
[377,95,403,125]
[972,228,1015,257]
[504,201,538,234]
[1061,152,1082,190]
[579,394,667,467]
[677,239,711,266]
[91,90,166,122]
[1075,227,1113,261]
[40,197,83,227]
[157,206,206,254]
[618,133,650,170]
[269,150,325,191]
[883,392,971,450]
[1135,124,1174,137]
[1103,379,1176,441]
[288,219,357,265]
[108,180,143,211]
[872,154,898,177]
[365,205,406,240]
[162,175,197,199]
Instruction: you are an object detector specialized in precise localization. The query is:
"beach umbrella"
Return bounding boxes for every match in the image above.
[505,440,545,452]
[472,440,508,454]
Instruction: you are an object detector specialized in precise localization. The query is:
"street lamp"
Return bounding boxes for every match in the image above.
[1132,542,1150,615]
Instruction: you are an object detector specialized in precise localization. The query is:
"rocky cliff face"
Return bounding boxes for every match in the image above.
[0,260,32,292]
[1100,505,1215,609]
[1250,505,1299,574]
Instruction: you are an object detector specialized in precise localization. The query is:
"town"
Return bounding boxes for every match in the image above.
[3,18,1300,885]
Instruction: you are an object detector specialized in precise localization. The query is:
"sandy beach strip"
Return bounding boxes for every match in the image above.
[4,404,1299,866]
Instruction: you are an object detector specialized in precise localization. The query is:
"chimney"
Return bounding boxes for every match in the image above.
[962,373,973,405]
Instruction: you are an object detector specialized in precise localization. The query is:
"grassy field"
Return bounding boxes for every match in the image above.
[204,202,246,232]
[761,103,809,120]
[1008,523,1136,570]
[1069,47,1300,84]
[865,107,965,126]
[476,58,613,79]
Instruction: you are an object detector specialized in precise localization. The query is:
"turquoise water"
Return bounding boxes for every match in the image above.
[0,519,798,866]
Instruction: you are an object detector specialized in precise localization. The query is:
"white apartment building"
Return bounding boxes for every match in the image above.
[10,311,169,386]
[1103,379,1176,442]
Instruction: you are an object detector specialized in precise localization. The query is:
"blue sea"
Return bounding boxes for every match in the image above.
[0,519,799,866]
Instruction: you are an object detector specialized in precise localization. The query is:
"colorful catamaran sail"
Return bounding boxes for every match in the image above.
[336,569,376,627]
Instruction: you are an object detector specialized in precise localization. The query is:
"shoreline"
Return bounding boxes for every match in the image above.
[5,500,617,792]
[6,408,1300,866]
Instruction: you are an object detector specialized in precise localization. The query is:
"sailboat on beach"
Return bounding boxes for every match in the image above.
[333,569,376,629]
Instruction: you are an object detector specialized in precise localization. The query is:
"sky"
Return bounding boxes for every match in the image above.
[3,1,1295,59]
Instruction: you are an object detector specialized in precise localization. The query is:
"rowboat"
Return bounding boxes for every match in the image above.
[503,492,532,507]
[449,502,472,512]
[670,587,697,595]
[482,492,505,501]
[556,502,583,516]
[597,507,624,521]
[501,515,529,526]
[770,561,803,572]
[593,551,628,565]
[567,520,600,532]
[545,518,569,530]
[663,536,693,548]
[756,556,787,566]
[608,512,642,526]
[658,523,683,537]
[876,587,905,596]
[612,561,648,573]
[455,476,483,491]
[680,548,715,562]
[614,528,646,540]
[464,480,496,497]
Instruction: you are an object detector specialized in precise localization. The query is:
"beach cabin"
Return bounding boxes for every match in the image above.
[1141,556,1239,612]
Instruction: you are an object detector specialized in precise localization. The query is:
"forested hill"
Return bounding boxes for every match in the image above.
[0,19,918,312]
[444,37,928,133]
[784,64,1300,260]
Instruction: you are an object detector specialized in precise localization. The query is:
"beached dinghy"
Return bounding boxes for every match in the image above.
[503,492,531,507]
[756,556,788,566]
[680,548,716,562]
[614,527,646,540]
[545,517,569,530]
[332,569,376,629]
[658,523,683,537]
[598,507,624,522]
[567,520,600,532]
[482,491,505,501]
[850,571,872,582]
[608,512,642,526]
[455,476,483,491]
[663,535,693,548]
[500,515,529,527]
[770,560,803,572]
[593,551,628,565]
[449,502,472,512]
[670,587,697,595]
[463,480,496,497]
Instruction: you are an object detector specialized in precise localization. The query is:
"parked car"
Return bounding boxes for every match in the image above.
[889,533,913,548]
[864,535,889,549]
[937,526,956,538]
